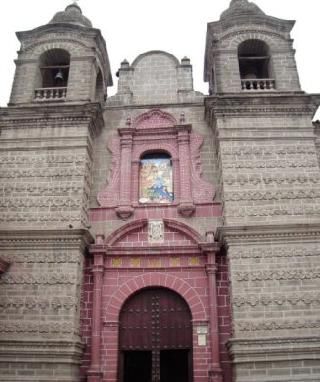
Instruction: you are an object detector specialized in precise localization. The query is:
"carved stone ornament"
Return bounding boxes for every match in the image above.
[148,220,164,243]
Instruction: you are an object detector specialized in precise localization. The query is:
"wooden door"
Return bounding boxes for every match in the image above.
[119,288,193,382]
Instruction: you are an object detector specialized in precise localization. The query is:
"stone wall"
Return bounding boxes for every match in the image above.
[208,93,320,382]
[0,103,102,381]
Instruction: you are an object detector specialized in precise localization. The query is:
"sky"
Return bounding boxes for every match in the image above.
[0,0,319,118]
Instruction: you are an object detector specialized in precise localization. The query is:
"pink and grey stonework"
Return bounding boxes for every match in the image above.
[0,1,320,381]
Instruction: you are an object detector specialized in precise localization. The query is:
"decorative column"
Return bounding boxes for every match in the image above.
[131,160,140,205]
[202,232,222,382]
[175,123,195,216]
[115,118,134,219]
[87,235,105,382]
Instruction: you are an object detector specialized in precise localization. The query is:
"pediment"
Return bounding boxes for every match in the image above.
[133,109,177,130]
[106,219,201,248]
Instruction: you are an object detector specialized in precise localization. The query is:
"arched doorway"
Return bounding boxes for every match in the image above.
[119,288,193,382]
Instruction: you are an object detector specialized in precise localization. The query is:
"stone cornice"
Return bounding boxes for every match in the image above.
[227,336,320,361]
[205,93,320,121]
[0,339,84,362]
[215,223,320,245]
[0,229,93,250]
[0,102,104,136]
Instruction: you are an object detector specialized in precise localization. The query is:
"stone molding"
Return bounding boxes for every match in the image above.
[224,173,320,187]
[233,293,320,308]
[231,244,320,259]
[0,102,104,137]
[205,94,320,122]
[2,251,80,263]
[0,272,78,285]
[0,229,93,250]
[234,269,320,282]
[215,223,320,245]
[224,188,320,202]
[0,296,76,311]
[0,321,78,335]
[0,339,84,363]
[227,336,320,362]
[236,319,320,332]
[226,204,320,219]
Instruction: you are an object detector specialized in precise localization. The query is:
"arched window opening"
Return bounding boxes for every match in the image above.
[238,40,275,90]
[139,152,173,204]
[35,49,70,101]
[95,69,105,102]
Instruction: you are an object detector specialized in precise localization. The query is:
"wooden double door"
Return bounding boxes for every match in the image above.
[119,288,193,382]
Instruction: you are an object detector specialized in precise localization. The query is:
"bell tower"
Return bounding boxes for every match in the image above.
[9,2,112,105]
[0,4,112,382]
[204,0,301,94]
[205,1,320,381]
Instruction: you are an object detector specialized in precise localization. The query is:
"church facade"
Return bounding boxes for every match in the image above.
[0,1,320,382]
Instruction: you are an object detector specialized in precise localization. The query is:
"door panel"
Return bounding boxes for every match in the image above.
[119,288,193,382]
[160,350,189,382]
[123,351,152,382]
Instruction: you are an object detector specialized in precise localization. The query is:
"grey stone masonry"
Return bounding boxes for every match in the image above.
[0,229,93,382]
[216,224,320,382]
[205,1,320,380]
[107,51,203,106]
[204,1,301,94]
[0,102,102,381]
[9,5,112,105]
[0,103,103,229]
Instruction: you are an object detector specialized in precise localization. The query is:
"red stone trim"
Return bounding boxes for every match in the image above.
[103,272,207,322]
[133,108,177,129]
[96,108,217,219]
[103,218,202,247]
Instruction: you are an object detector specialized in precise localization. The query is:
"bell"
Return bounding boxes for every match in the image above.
[54,69,64,82]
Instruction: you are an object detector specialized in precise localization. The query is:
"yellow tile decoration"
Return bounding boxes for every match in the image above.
[189,257,200,266]
[111,258,122,267]
[149,259,161,268]
[130,258,141,267]
[170,257,180,266]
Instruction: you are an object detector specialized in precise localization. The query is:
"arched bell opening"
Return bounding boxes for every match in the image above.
[39,48,70,88]
[34,48,70,101]
[118,287,193,382]
[238,39,275,90]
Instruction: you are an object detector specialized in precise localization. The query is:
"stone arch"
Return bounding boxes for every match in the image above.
[133,143,178,161]
[105,218,202,247]
[222,30,287,51]
[104,272,207,322]
[132,50,180,67]
[23,39,90,58]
